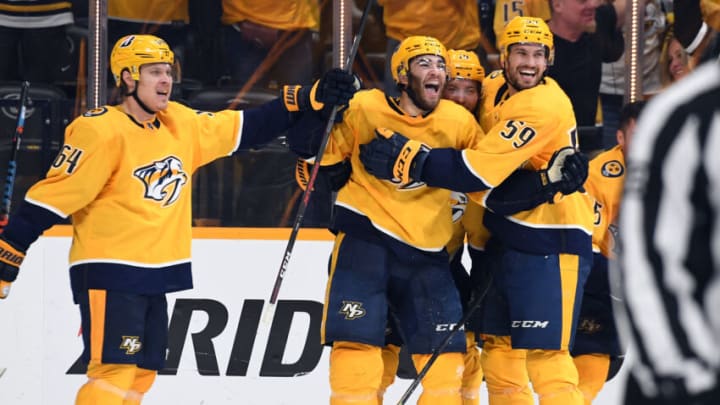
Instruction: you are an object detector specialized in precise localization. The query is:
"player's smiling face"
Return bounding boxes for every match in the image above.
[137,62,173,111]
[406,55,447,111]
[504,43,547,92]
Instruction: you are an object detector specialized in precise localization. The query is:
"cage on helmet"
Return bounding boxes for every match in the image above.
[390,36,448,84]
[110,35,175,87]
[447,49,485,82]
[498,16,554,64]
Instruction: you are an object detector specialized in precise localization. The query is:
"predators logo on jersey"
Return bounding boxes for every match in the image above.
[133,156,188,206]
[119,336,142,354]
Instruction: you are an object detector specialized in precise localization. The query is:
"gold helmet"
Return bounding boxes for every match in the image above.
[447,49,485,82]
[110,34,175,87]
[498,16,554,64]
[390,35,448,84]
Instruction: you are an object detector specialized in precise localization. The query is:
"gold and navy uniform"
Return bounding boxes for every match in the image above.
[324,88,482,252]
[585,145,624,257]
[572,145,625,359]
[378,0,481,50]
[221,0,320,30]
[108,0,189,24]
[3,98,307,299]
[27,103,240,295]
[425,74,594,257]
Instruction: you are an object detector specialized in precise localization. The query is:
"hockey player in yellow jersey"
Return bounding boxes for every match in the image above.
[0,34,358,405]
[360,17,594,405]
[571,101,644,404]
[309,35,483,405]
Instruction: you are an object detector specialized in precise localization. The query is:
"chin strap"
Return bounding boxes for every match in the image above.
[130,84,158,115]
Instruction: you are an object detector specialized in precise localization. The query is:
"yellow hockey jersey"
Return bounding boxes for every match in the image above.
[221,0,320,30]
[108,0,189,24]
[492,0,551,48]
[379,0,481,50]
[457,76,593,256]
[25,102,242,294]
[447,195,490,257]
[323,89,482,252]
[584,145,625,257]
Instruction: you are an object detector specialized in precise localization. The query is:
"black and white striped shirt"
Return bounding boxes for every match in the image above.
[615,59,720,400]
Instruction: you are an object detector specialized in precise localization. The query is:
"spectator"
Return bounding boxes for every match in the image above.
[674,0,719,64]
[0,0,75,84]
[659,26,692,86]
[598,0,666,148]
[547,0,625,132]
[614,57,720,405]
[378,0,483,95]
[108,0,190,64]
[220,0,320,89]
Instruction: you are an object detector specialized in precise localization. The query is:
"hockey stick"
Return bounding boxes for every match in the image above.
[263,0,375,323]
[0,81,30,227]
[396,273,494,405]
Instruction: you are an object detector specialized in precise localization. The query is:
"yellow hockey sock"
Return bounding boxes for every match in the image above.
[573,353,610,405]
[123,367,157,405]
[75,362,137,405]
[412,352,463,405]
[378,344,401,403]
[462,332,483,405]
[527,349,583,405]
[330,341,382,405]
[480,334,533,405]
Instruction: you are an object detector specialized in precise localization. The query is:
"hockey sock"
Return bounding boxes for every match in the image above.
[330,341,382,405]
[480,334,533,405]
[75,362,137,405]
[573,353,610,405]
[411,352,464,405]
[527,349,583,405]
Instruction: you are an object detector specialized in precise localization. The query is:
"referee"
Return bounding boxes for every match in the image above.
[614,58,720,404]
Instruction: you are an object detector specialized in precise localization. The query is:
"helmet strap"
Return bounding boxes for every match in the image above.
[131,83,158,115]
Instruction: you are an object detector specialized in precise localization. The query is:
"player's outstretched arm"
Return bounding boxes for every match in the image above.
[239,69,360,151]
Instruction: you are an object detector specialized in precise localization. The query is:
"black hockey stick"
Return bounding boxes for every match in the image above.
[0,81,30,226]
[264,0,375,322]
[396,273,494,405]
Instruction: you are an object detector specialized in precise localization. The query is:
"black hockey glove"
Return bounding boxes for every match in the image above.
[360,128,430,185]
[0,235,25,299]
[539,147,588,196]
[295,159,352,193]
[282,68,361,112]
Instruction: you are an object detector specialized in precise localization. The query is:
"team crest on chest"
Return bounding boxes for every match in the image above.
[134,156,188,206]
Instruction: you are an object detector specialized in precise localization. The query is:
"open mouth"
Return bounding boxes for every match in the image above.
[424,83,440,95]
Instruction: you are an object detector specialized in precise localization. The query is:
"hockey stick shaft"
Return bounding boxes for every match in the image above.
[396,273,494,405]
[1,81,30,221]
[266,0,375,313]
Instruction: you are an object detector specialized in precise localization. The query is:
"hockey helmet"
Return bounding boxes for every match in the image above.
[390,36,448,84]
[110,34,175,87]
[498,16,554,64]
[447,49,485,82]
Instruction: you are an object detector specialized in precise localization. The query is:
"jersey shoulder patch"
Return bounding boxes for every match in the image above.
[82,107,108,117]
[601,160,624,178]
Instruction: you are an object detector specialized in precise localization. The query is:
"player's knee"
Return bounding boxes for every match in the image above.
[123,367,158,404]
[527,350,583,404]
[411,352,463,405]
[76,362,137,405]
[330,341,382,405]
[573,354,610,404]
[462,332,483,403]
